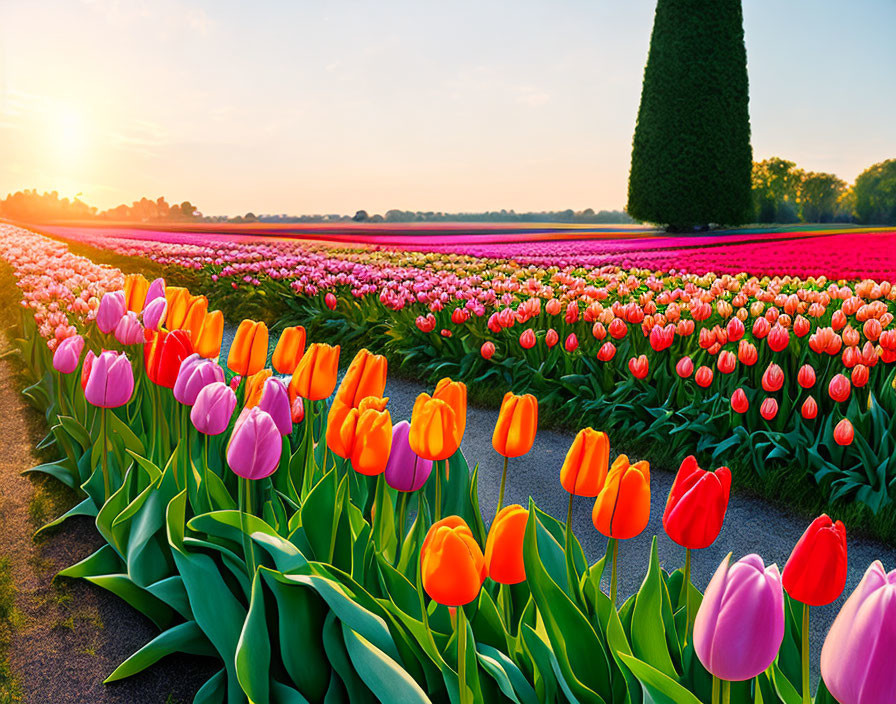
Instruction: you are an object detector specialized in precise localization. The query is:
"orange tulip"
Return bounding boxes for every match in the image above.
[592,454,650,540]
[182,295,209,340]
[195,310,224,358]
[244,369,273,408]
[164,286,192,330]
[432,377,467,443]
[560,428,609,497]
[272,326,307,375]
[325,398,353,456]
[334,397,392,475]
[335,348,388,406]
[421,516,487,606]
[123,273,149,312]
[492,392,538,458]
[227,319,269,376]
[484,504,528,585]
[289,342,340,401]
[408,393,459,461]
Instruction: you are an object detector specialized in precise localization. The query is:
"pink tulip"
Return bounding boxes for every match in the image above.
[258,377,292,435]
[143,296,168,331]
[173,353,225,405]
[52,334,84,374]
[114,311,144,345]
[144,278,166,308]
[226,406,282,480]
[821,560,896,704]
[96,291,126,334]
[191,381,237,435]
[83,350,134,408]
[694,553,784,681]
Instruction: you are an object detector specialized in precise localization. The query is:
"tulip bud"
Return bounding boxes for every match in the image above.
[694,554,784,681]
[290,396,305,424]
[695,366,713,388]
[761,363,784,392]
[730,388,749,414]
[114,311,144,346]
[144,329,194,388]
[717,350,736,374]
[760,397,778,420]
[52,334,84,374]
[272,326,307,375]
[801,396,818,419]
[173,353,225,405]
[142,296,168,331]
[782,515,847,606]
[726,317,744,342]
[519,329,536,349]
[480,340,495,359]
[834,418,854,445]
[84,350,135,408]
[797,364,816,388]
[335,348,388,408]
[596,341,616,362]
[227,406,282,480]
[676,356,694,378]
[628,355,649,379]
[829,373,851,402]
[592,455,650,540]
[409,393,459,461]
[485,505,528,585]
[324,292,338,310]
[290,343,340,401]
[191,381,237,435]
[663,456,731,550]
[258,377,293,435]
[545,328,559,348]
[143,277,166,309]
[492,392,538,458]
[384,420,433,492]
[96,291,126,334]
[560,428,609,497]
[421,516,487,606]
[227,319,269,377]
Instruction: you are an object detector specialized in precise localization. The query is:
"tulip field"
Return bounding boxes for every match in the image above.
[2,220,896,704]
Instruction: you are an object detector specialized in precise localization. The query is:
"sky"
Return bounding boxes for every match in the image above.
[0,0,894,217]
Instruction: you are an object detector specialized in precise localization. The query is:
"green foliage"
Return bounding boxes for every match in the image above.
[798,172,847,223]
[628,0,753,229]
[752,158,803,223]
[854,158,896,225]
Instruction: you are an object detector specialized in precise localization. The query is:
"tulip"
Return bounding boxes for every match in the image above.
[258,377,293,435]
[485,504,528,586]
[797,364,816,388]
[628,354,648,379]
[227,319,269,377]
[829,373,851,402]
[182,296,209,341]
[52,334,84,374]
[596,341,616,362]
[195,310,224,359]
[820,560,896,704]
[761,363,784,392]
[336,348,387,407]
[730,388,749,414]
[143,277,165,308]
[480,341,495,360]
[80,350,95,392]
[737,340,758,366]
[384,420,433,492]
[114,311,144,345]
[717,350,736,374]
[519,329,536,349]
[145,329,194,388]
[801,396,818,419]
[433,377,467,444]
[227,406,282,480]
[676,356,693,378]
[173,353,225,405]
[545,328,559,348]
[694,554,784,687]
[96,291,126,334]
[760,397,778,420]
[492,391,538,516]
[123,273,149,312]
[421,516,487,606]
[834,418,854,445]
[409,393,459,462]
[592,454,650,603]
[333,397,392,475]
[324,292,337,310]
[664,456,732,644]
[695,366,713,388]
[142,296,167,331]
[271,326,306,374]
[564,333,578,352]
[191,381,237,436]
[244,369,273,408]
[767,324,790,352]
[84,350,134,409]
[290,343,340,401]
[726,317,744,342]
[783,515,848,607]
[560,428,609,498]
[164,286,192,330]
[290,396,304,424]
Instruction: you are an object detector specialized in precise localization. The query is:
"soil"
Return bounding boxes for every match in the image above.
[0,341,217,703]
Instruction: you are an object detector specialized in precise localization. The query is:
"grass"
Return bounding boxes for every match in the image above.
[0,557,22,704]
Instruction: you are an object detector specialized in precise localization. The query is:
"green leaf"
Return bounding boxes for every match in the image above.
[630,537,678,678]
[104,621,216,682]
[342,622,431,703]
[236,572,272,704]
[618,654,703,704]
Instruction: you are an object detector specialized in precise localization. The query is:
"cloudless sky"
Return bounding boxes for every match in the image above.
[1,0,893,216]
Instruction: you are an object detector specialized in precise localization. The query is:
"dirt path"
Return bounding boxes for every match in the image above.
[0,344,215,703]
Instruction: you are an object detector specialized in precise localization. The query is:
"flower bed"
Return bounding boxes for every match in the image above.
[2,223,895,704]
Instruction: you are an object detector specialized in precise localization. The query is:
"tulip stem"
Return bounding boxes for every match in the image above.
[397,491,408,544]
[456,605,469,704]
[712,675,720,704]
[496,456,509,518]
[100,407,110,502]
[801,603,811,704]
[721,679,730,704]
[609,538,618,606]
[680,547,691,646]
[203,435,212,512]
[565,493,574,539]
[434,460,442,523]
[239,476,256,577]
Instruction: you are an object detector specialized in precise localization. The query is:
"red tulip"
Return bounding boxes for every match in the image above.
[717,350,736,375]
[564,333,578,353]
[628,355,648,379]
[519,329,536,349]
[592,322,607,340]
[762,364,784,393]
[801,396,818,419]
[834,418,854,445]
[545,328,559,348]
[767,325,790,352]
[797,364,816,388]
[782,515,847,606]
[760,397,778,420]
[793,315,810,337]
[676,356,694,378]
[663,456,731,550]
[608,318,628,339]
[829,374,851,402]
[480,341,495,360]
[596,341,616,362]
[738,340,758,366]
[752,317,771,339]
[726,317,744,343]
[831,309,847,331]
[731,388,749,414]
[325,292,338,310]
[695,366,713,388]
[851,364,869,388]
[144,329,194,389]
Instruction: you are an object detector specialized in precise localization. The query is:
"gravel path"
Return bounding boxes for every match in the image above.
[223,324,896,681]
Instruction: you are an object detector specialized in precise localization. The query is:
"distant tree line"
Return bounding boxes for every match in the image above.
[752,157,896,225]
[0,190,200,224]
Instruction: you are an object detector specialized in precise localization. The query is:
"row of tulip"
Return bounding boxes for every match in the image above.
[35,223,896,515]
[3,243,894,704]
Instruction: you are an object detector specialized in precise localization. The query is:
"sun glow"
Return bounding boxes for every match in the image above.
[47,104,89,166]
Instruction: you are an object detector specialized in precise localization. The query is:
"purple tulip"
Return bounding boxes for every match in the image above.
[83,350,135,408]
[693,553,784,681]
[173,353,225,405]
[258,377,292,435]
[142,296,168,331]
[226,406,282,480]
[384,420,433,492]
[143,277,166,309]
[821,560,896,704]
[114,311,144,345]
[190,381,236,435]
[52,334,84,374]
[96,291,126,334]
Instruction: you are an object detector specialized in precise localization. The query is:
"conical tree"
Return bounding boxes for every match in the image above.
[627,0,753,230]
